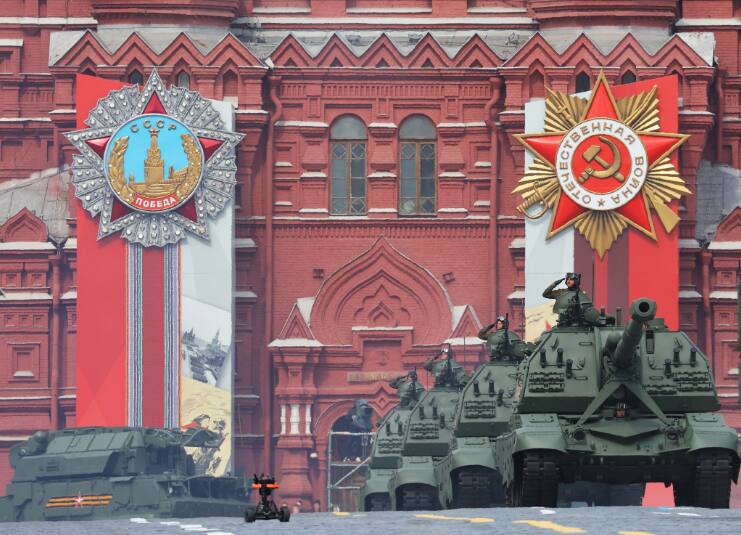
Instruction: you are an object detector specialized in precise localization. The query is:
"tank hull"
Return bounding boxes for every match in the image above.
[497,412,740,507]
[387,457,440,511]
[0,476,247,522]
[358,469,393,511]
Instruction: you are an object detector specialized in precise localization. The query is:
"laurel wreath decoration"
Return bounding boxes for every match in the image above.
[513,83,690,256]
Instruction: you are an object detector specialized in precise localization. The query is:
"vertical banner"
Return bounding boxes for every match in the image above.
[180,101,235,476]
[523,98,574,341]
[521,75,684,338]
[71,73,242,476]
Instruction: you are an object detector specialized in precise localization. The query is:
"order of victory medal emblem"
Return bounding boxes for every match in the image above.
[66,70,244,247]
[513,71,690,256]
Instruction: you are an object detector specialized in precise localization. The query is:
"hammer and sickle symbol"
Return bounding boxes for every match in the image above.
[578,136,625,183]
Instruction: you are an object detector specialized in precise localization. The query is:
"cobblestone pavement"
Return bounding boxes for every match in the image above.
[2,507,741,535]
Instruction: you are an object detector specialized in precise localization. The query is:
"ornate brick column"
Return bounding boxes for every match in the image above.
[437,123,467,218]
[367,122,398,218]
[271,344,320,509]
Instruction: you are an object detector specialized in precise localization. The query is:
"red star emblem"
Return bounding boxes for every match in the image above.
[515,72,688,243]
[83,92,224,223]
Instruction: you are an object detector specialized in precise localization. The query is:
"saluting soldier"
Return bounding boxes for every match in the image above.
[478,315,531,361]
[542,273,600,326]
[388,370,426,408]
[422,344,469,387]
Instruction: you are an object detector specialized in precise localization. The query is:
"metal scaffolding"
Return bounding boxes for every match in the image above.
[326,430,373,512]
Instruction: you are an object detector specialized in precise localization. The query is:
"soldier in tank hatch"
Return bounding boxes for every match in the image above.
[388,369,426,408]
[542,272,601,327]
[423,343,469,387]
[478,315,532,361]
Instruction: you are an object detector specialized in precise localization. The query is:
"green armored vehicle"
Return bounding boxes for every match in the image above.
[388,347,468,510]
[359,371,425,511]
[435,317,528,508]
[0,427,249,522]
[496,297,740,508]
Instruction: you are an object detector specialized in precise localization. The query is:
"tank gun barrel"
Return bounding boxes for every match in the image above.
[612,298,656,368]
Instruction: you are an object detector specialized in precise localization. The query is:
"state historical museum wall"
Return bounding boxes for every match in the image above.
[0,0,739,507]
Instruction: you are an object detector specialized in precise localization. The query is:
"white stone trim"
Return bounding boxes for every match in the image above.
[61,290,77,300]
[438,208,468,213]
[508,290,526,300]
[0,241,54,250]
[439,171,466,178]
[234,16,533,25]
[437,121,487,128]
[510,237,525,249]
[236,109,269,114]
[346,7,432,14]
[367,208,398,213]
[299,208,329,214]
[368,122,397,128]
[708,241,741,250]
[0,17,96,25]
[676,18,741,27]
[252,6,311,14]
[351,326,413,331]
[0,292,52,301]
[300,171,328,178]
[679,239,700,249]
[0,39,23,47]
[444,336,485,346]
[710,291,738,299]
[235,238,256,248]
[275,120,328,128]
[280,404,286,435]
[63,238,76,250]
[236,290,258,299]
[473,200,491,207]
[268,338,323,348]
[290,403,300,435]
[305,403,312,435]
[274,201,293,206]
[474,161,492,168]
[274,161,293,167]
[679,290,701,299]
[368,172,397,178]
[0,117,52,122]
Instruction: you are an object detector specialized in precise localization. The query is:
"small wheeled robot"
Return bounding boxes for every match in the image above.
[245,474,290,523]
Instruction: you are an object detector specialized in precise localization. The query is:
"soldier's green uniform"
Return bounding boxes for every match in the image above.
[542,275,600,326]
[423,348,469,387]
[389,373,426,408]
[478,322,530,361]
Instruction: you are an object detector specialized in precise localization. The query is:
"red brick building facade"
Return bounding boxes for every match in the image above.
[0,0,739,506]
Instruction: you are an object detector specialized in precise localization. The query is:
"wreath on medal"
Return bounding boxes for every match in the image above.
[513,71,690,257]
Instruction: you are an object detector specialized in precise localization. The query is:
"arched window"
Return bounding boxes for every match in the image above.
[575,72,590,93]
[176,71,190,89]
[128,70,144,85]
[399,115,436,215]
[621,71,637,84]
[330,115,367,215]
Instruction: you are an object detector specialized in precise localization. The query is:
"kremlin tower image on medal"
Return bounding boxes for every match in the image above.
[0,0,740,530]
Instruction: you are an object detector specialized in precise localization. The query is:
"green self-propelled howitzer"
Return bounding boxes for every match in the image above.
[0,427,249,522]
[496,298,740,508]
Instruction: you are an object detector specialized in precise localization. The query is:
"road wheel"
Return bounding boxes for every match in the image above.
[244,506,257,523]
[279,506,291,522]
[693,450,733,509]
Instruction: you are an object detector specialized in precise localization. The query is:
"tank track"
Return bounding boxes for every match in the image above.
[365,493,391,511]
[452,468,505,508]
[515,451,559,507]
[674,449,733,509]
[398,484,438,511]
